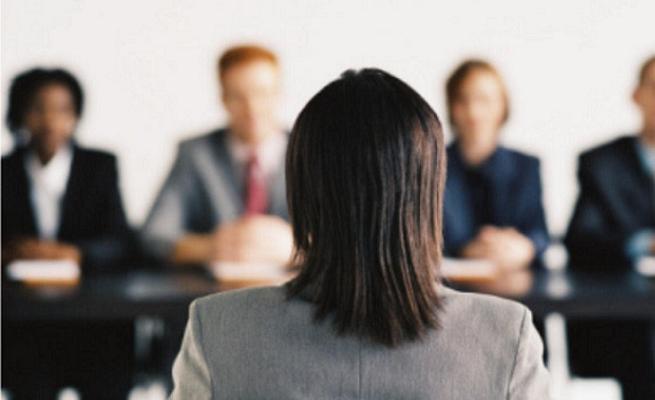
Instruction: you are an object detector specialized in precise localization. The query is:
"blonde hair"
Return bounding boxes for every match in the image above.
[445,59,510,126]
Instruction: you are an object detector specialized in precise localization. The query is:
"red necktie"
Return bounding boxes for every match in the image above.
[244,152,268,215]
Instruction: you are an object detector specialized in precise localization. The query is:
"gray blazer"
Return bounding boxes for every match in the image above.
[141,129,289,259]
[169,285,550,399]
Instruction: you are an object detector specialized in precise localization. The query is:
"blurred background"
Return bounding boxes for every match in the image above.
[2,0,653,236]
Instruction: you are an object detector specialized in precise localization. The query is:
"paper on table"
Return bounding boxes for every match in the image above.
[636,256,655,277]
[6,259,81,284]
[440,257,499,282]
[210,262,294,288]
[212,259,497,285]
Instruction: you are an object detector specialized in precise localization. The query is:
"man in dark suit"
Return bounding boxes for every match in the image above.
[2,68,133,399]
[564,55,655,400]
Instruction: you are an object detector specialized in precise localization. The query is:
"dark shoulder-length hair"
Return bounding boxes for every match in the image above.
[5,67,84,135]
[286,68,446,347]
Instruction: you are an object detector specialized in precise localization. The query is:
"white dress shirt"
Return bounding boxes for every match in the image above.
[24,145,73,239]
[226,131,287,181]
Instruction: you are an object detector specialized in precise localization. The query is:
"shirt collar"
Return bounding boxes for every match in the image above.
[24,142,74,195]
[451,140,504,176]
[226,130,287,177]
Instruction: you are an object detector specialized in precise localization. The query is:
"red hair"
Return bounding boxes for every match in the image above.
[217,44,278,81]
[638,55,655,85]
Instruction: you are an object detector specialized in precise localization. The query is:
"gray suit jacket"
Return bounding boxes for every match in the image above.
[141,129,289,259]
[169,285,550,399]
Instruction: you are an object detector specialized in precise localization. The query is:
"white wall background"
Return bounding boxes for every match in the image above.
[2,0,654,235]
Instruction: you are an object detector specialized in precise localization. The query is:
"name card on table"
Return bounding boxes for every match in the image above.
[210,262,295,290]
[636,256,655,277]
[6,259,81,285]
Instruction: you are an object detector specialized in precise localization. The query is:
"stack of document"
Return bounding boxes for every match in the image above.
[440,258,499,282]
[210,262,294,289]
[6,259,81,285]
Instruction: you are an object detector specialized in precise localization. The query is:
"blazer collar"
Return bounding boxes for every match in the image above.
[56,143,83,239]
[448,141,511,182]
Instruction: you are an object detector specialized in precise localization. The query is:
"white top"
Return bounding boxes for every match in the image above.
[24,144,73,239]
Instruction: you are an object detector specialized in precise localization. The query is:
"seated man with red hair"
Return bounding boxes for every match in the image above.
[142,44,293,266]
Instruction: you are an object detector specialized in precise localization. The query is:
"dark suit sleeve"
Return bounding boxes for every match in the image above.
[516,158,550,259]
[70,156,132,270]
[564,155,631,270]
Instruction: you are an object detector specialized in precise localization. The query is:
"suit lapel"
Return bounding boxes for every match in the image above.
[57,146,82,240]
[266,134,289,219]
[206,130,244,219]
[484,148,513,225]
[444,145,477,242]
[267,157,288,219]
[11,148,39,236]
[621,138,655,225]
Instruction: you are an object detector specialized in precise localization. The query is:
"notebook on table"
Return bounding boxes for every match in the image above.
[6,259,81,285]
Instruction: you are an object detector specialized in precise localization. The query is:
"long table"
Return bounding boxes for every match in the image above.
[3,266,654,393]
[3,267,655,321]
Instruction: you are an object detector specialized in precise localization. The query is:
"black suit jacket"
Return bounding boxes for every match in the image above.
[2,144,132,269]
[564,135,655,271]
[443,143,550,262]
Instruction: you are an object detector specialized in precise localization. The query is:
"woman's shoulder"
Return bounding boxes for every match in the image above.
[191,285,530,335]
[192,285,290,321]
[439,287,548,398]
[441,285,525,308]
[439,286,530,339]
[441,285,528,315]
